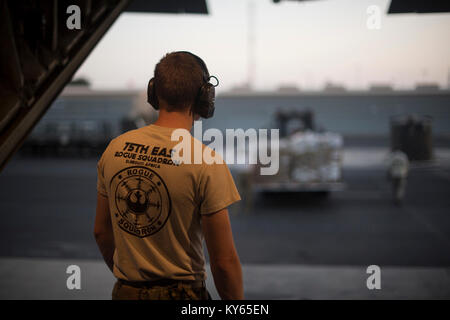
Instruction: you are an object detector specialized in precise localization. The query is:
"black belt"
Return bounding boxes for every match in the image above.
[118,278,205,289]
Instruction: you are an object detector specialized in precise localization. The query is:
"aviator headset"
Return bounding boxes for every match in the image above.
[147,51,219,119]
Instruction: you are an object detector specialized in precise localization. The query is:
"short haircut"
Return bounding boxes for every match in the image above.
[154,52,207,112]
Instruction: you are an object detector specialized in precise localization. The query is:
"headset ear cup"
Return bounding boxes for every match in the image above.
[147,78,159,110]
[206,84,215,118]
[196,84,215,118]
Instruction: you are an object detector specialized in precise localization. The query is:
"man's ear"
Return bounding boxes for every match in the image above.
[188,104,195,117]
[190,104,201,120]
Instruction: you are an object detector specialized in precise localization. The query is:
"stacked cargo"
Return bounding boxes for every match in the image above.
[252,109,345,193]
[288,131,343,183]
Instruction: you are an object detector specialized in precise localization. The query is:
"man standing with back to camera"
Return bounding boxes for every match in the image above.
[94,51,244,300]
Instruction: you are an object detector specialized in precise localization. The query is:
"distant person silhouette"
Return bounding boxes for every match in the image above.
[387,150,409,205]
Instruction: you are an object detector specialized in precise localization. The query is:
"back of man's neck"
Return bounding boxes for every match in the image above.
[153,109,193,131]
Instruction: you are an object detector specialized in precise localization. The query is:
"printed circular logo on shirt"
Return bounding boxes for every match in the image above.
[110,166,171,238]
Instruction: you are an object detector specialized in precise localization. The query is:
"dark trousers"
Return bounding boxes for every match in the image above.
[112,279,212,300]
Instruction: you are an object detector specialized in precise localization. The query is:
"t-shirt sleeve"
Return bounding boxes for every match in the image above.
[97,150,108,197]
[198,160,241,215]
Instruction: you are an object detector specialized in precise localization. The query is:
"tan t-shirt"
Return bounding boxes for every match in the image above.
[97,124,240,281]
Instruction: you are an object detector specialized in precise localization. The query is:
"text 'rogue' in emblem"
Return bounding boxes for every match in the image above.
[111,166,171,238]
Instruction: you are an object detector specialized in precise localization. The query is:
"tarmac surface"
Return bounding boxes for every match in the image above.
[0,146,450,299]
[1,258,449,299]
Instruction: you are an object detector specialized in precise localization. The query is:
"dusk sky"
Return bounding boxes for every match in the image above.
[74,0,450,92]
